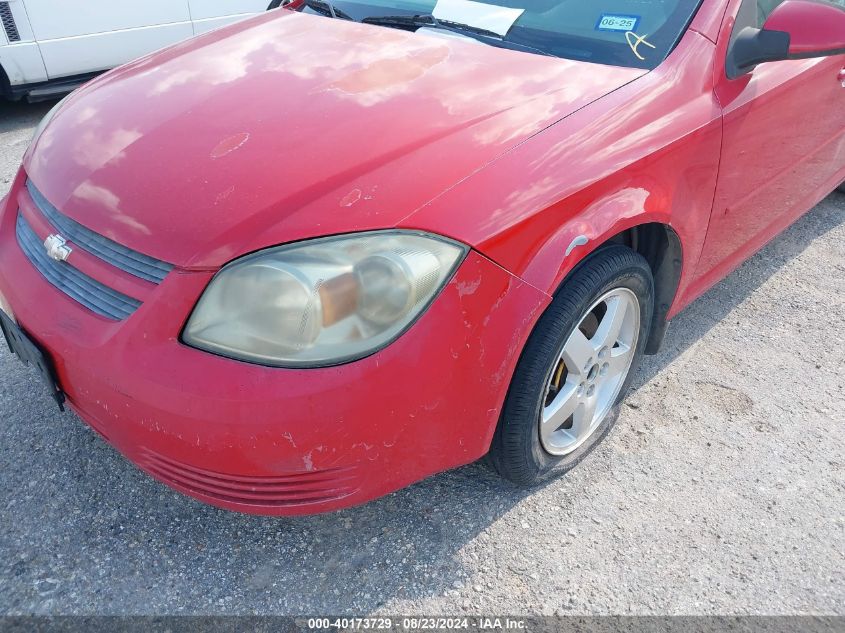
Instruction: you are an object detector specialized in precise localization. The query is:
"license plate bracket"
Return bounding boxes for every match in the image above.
[0,311,65,411]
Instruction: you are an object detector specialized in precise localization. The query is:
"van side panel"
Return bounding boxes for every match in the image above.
[20,1,191,40]
[0,1,48,86]
[36,24,195,79]
[0,42,47,85]
[188,1,269,21]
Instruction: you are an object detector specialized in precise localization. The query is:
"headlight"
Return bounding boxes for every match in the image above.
[183,231,468,367]
[31,96,68,147]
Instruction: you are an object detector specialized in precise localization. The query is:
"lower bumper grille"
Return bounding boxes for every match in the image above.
[16,213,142,320]
[138,449,361,508]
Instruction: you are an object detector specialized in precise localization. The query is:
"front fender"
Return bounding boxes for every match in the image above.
[403,30,723,320]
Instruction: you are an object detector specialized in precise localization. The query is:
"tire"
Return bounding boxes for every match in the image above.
[837,183,845,193]
[488,245,654,486]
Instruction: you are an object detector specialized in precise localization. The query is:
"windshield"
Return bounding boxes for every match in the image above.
[297,0,705,69]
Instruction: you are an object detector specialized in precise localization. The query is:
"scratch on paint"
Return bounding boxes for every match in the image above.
[214,186,235,205]
[210,132,250,158]
[457,277,482,297]
[340,188,362,207]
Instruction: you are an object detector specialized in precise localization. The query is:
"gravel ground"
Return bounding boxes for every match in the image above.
[0,98,843,616]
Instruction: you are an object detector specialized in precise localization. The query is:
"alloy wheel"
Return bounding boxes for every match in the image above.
[539,287,641,456]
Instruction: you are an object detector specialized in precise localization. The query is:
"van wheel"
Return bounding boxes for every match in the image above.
[488,246,654,486]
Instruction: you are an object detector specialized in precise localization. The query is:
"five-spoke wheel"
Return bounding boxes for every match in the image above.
[541,288,640,456]
[488,245,654,485]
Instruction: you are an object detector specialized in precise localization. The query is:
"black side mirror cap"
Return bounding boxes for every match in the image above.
[726,27,791,79]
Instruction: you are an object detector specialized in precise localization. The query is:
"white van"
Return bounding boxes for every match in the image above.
[0,0,282,101]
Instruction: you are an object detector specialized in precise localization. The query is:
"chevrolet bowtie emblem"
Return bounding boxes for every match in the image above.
[44,234,72,262]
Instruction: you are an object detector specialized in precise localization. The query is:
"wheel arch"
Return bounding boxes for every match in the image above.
[608,223,683,354]
[0,61,11,100]
[549,221,684,356]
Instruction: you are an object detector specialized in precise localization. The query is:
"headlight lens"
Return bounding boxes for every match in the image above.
[183,231,468,367]
[31,96,68,147]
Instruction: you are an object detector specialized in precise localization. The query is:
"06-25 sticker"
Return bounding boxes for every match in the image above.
[595,13,640,32]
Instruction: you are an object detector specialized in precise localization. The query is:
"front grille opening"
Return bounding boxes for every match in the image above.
[16,178,176,321]
[16,213,142,320]
[26,180,173,284]
[0,2,20,43]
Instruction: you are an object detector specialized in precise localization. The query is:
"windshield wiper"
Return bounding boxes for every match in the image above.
[360,13,556,57]
[303,0,353,20]
[362,13,499,38]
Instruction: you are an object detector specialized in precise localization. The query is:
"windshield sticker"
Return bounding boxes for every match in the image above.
[625,31,656,60]
[432,0,525,37]
[595,14,640,32]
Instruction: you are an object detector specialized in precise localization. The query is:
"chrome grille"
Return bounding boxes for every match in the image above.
[27,180,172,283]
[0,2,20,43]
[16,214,142,320]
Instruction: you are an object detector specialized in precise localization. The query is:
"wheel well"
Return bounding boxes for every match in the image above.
[0,62,11,100]
[605,223,683,355]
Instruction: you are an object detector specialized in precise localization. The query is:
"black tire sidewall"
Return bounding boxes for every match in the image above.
[490,246,654,486]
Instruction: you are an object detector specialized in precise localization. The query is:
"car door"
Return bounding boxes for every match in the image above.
[189,0,269,35]
[22,0,192,80]
[694,0,845,283]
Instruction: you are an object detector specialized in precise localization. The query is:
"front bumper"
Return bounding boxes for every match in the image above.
[0,171,550,515]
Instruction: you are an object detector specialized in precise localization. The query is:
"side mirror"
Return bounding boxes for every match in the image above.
[727,0,845,79]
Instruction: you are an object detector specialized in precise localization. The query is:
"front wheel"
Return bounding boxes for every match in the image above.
[488,245,654,486]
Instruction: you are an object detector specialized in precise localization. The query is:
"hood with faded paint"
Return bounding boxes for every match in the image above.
[25,9,645,268]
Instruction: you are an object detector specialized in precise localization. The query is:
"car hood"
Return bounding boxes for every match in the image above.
[25,10,644,269]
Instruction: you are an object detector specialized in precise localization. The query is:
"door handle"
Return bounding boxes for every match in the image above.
[840,69,845,88]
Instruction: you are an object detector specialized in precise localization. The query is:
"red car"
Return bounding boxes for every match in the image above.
[0,0,843,515]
